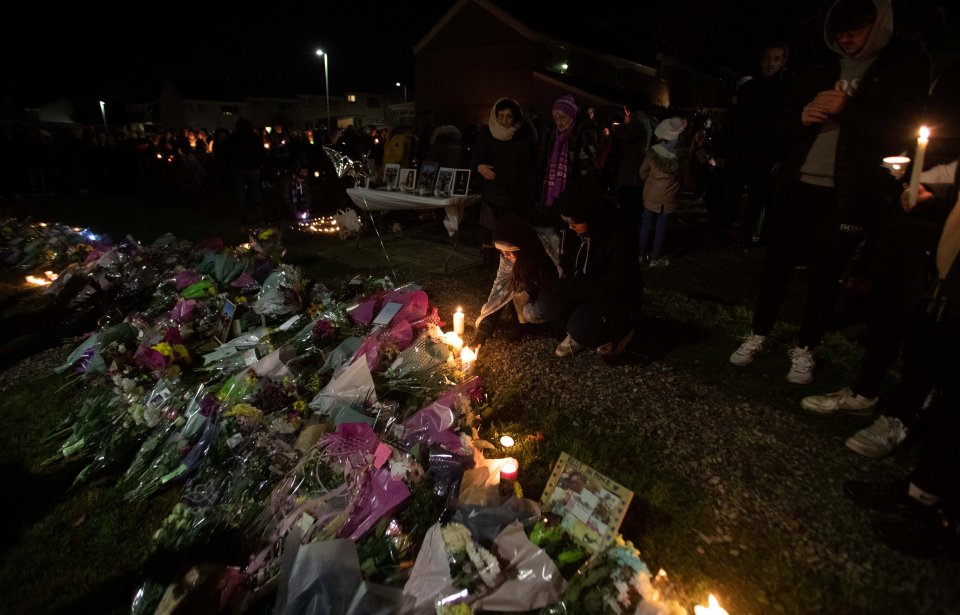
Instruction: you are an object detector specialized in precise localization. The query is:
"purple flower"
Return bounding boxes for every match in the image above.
[311,318,336,342]
[199,394,221,418]
[74,347,96,374]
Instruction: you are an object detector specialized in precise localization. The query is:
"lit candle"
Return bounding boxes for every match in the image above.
[500,458,518,481]
[694,594,729,615]
[453,307,465,336]
[460,346,477,364]
[499,435,515,448]
[907,126,930,208]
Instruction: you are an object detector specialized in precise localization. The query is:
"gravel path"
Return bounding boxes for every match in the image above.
[417,270,960,614]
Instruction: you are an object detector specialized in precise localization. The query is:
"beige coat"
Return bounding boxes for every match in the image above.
[639,144,686,214]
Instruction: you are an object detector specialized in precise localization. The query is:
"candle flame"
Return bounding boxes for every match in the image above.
[442,331,464,351]
[25,271,58,286]
[501,458,518,475]
[455,306,463,314]
[499,435,515,447]
[460,346,477,363]
[694,594,728,615]
[919,126,930,140]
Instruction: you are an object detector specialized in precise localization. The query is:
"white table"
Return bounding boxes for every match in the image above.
[345,188,481,275]
[346,188,479,236]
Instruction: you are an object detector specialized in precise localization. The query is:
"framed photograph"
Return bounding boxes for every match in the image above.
[213,299,238,344]
[435,167,456,197]
[399,168,417,192]
[383,164,400,190]
[452,169,471,196]
[539,452,633,552]
[417,161,439,194]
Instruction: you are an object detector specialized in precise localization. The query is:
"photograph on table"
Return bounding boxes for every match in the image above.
[452,169,471,196]
[417,161,439,194]
[383,164,400,190]
[399,168,417,192]
[435,167,456,196]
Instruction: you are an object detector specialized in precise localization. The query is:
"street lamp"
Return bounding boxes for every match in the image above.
[395,81,407,104]
[98,100,107,130]
[315,48,330,131]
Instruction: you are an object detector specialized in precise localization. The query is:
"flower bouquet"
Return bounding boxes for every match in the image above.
[542,536,685,615]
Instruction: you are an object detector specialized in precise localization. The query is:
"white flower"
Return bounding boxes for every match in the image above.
[142,404,161,428]
[465,541,500,587]
[441,523,473,554]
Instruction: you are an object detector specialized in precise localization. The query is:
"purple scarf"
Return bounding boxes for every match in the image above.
[544,126,572,206]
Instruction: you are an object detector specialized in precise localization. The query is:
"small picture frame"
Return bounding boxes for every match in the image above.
[435,167,456,197]
[213,299,238,344]
[383,164,400,190]
[417,161,439,194]
[452,169,471,196]
[540,452,633,552]
[399,168,417,192]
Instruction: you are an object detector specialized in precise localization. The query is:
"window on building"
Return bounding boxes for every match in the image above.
[346,94,356,103]
[221,105,239,116]
[367,97,380,107]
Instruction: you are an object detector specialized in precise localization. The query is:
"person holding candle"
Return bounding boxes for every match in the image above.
[729,0,931,384]
[843,194,960,558]
[802,155,959,458]
[471,213,558,347]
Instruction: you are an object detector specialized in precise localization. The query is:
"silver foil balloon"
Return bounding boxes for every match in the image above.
[323,146,369,181]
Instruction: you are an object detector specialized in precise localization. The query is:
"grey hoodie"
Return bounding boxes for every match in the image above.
[798,0,894,187]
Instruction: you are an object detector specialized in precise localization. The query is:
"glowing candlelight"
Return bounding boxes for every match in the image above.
[500,458,518,481]
[25,271,58,286]
[442,331,464,351]
[499,435,515,448]
[907,126,930,208]
[460,345,477,364]
[882,155,911,180]
[694,594,729,615]
[453,306,465,336]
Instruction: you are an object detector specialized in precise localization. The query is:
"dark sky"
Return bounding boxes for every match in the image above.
[3,0,953,105]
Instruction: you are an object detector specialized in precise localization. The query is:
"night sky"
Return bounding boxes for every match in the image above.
[3,0,952,106]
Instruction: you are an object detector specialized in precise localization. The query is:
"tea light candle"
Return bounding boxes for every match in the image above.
[500,458,518,481]
[907,126,930,208]
[442,331,464,351]
[453,306,465,336]
[499,435,515,448]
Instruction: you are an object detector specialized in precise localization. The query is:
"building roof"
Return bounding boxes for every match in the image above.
[414,0,658,76]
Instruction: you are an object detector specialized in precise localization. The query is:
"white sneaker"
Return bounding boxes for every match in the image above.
[729,333,767,366]
[555,334,586,358]
[786,346,815,384]
[846,416,908,458]
[800,387,877,415]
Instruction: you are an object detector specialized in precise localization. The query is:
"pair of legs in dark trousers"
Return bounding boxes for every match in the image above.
[539,289,631,349]
[906,309,959,505]
[752,180,863,349]
[850,212,942,422]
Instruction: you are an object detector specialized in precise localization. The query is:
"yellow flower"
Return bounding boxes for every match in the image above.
[292,400,308,415]
[258,228,276,240]
[152,342,175,360]
[173,344,191,364]
[225,403,264,421]
[235,296,248,304]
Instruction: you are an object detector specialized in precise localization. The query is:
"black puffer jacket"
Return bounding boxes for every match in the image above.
[774,35,931,226]
[469,123,538,215]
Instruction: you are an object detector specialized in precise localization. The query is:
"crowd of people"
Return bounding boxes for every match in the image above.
[466,0,959,560]
[1,0,956,560]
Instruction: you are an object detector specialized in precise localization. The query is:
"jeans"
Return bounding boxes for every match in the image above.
[639,207,669,260]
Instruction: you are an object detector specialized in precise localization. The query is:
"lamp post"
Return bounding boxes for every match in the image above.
[395,81,407,104]
[98,100,107,130]
[315,49,330,131]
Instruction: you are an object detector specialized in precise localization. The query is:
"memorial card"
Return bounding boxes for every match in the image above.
[540,452,633,552]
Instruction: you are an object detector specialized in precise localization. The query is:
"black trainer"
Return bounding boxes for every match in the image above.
[872,509,960,559]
